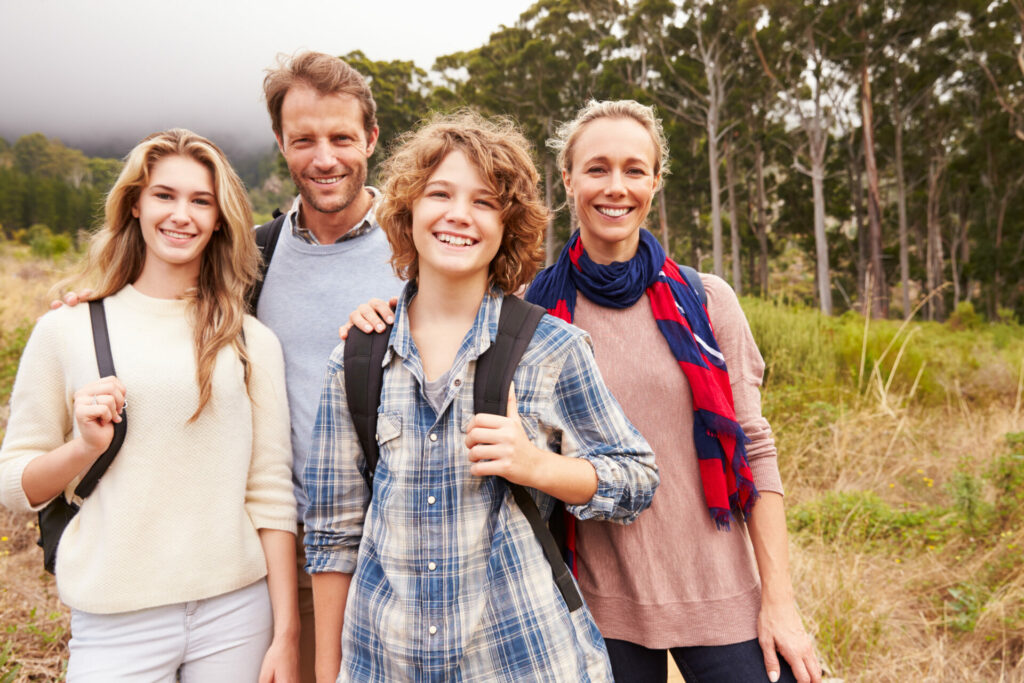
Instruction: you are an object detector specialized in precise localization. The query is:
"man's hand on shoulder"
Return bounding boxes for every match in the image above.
[48,289,94,311]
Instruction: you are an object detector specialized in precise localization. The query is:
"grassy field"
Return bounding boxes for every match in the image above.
[1,240,1022,681]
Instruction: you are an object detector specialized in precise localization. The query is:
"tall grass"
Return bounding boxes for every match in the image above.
[741,295,1024,680]
[1,251,1023,680]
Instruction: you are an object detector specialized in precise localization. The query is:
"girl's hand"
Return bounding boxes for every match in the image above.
[72,376,126,459]
[465,383,543,487]
[258,634,300,683]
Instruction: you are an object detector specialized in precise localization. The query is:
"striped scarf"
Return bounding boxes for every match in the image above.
[527,229,759,544]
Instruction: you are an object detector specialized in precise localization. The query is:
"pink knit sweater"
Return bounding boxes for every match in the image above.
[572,274,783,648]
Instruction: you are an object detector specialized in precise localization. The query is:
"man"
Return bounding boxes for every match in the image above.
[255,51,404,682]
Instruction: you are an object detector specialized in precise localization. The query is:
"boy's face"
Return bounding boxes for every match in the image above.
[410,150,504,289]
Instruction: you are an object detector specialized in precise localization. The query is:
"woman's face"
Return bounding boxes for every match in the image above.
[563,117,660,265]
[132,155,219,282]
[411,150,504,290]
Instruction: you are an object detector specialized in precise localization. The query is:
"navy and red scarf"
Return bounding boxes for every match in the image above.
[527,229,759,567]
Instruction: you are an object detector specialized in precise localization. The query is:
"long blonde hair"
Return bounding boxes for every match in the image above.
[69,129,258,421]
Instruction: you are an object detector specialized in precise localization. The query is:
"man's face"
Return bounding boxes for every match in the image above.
[276,84,379,216]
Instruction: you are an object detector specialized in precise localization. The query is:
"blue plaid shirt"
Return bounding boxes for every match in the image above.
[304,287,658,682]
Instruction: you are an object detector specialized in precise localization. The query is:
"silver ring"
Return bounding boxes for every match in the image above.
[91,395,98,406]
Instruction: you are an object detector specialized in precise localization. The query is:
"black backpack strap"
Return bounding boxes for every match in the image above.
[73,300,127,498]
[344,324,393,490]
[248,210,288,314]
[679,264,707,307]
[474,297,583,612]
[473,296,546,415]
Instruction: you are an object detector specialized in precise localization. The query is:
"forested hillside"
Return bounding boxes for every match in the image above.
[4,0,1022,325]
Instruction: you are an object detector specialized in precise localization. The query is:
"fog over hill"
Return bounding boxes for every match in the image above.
[0,0,534,160]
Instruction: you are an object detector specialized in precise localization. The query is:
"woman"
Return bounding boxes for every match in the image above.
[0,129,299,682]
[302,111,658,682]
[349,101,821,683]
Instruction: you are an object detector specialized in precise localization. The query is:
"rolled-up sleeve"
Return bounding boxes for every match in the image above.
[549,336,659,523]
[302,343,371,574]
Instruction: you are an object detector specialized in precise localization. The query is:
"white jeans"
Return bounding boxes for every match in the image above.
[67,579,272,683]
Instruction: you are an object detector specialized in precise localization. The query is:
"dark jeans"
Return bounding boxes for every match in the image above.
[605,637,797,683]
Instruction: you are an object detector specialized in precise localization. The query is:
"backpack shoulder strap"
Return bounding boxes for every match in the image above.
[74,299,127,498]
[473,296,584,612]
[344,324,393,490]
[679,264,707,307]
[679,265,707,307]
[473,296,546,416]
[248,210,288,314]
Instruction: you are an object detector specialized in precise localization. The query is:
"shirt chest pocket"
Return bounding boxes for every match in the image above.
[374,411,403,472]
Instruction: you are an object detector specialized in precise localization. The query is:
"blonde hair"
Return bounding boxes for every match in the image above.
[548,99,671,189]
[376,110,548,294]
[67,129,258,421]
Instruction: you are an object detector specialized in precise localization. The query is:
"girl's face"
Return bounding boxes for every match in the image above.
[132,154,219,282]
[411,150,504,289]
[563,117,660,265]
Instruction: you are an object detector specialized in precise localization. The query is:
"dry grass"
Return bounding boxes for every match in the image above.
[1,243,1023,681]
[0,243,77,334]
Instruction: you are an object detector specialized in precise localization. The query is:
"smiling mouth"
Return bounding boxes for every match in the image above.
[596,206,633,218]
[160,228,195,241]
[435,232,478,247]
[310,176,344,185]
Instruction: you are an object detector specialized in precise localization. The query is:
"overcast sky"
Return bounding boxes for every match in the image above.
[0,0,535,157]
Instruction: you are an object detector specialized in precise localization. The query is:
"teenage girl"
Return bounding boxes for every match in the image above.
[0,129,299,682]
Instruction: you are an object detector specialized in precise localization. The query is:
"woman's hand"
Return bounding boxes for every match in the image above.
[757,591,822,683]
[73,376,126,458]
[258,633,300,683]
[21,375,127,506]
[338,297,397,341]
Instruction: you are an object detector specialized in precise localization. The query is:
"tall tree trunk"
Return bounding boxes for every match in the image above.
[892,84,912,319]
[544,157,556,267]
[812,160,832,315]
[707,108,724,278]
[725,137,742,294]
[845,135,868,314]
[754,141,769,296]
[658,186,670,254]
[861,58,888,318]
[925,156,947,321]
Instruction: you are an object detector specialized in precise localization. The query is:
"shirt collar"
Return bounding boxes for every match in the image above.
[386,285,504,367]
[286,186,382,244]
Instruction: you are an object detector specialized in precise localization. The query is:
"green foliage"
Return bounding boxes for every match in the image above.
[0,641,21,683]
[948,301,984,330]
[0,323,31,412]
[0,134,116,236]
[27,223,72,259]
[789,490,935,548]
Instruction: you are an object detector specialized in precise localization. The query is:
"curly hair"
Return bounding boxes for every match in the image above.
[65,129,257,422]
[548,99,671,190]
[376,110,548,294]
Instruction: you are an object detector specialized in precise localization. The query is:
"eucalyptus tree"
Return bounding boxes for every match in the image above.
[633,0,748,280]
[751,0,854,315]
[435,0,624,263]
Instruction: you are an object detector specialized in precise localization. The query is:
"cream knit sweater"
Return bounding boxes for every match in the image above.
[0,285,296,614]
